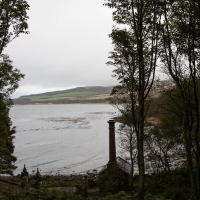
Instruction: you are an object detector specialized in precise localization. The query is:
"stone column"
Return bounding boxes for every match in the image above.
[108,119,116,163]
[35,168,42,189]
[21,164,29,190]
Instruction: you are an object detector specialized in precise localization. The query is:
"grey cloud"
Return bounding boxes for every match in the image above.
[5,0,118,97]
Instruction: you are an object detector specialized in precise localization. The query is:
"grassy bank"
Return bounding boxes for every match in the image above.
[13,86,112,105]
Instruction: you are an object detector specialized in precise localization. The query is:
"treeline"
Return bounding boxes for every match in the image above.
[0,0,29,177]
[13,98,110,105]
[104,0,200,200]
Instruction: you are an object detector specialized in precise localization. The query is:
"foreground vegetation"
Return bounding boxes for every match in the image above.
[0,169,191,200]
[104,0,200,199]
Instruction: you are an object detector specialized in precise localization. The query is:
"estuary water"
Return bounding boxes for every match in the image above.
[10,104,118,175]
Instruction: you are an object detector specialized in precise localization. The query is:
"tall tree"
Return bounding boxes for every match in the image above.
[160,0,200,199]
[0,0,29,175]
[0,55,24,175]
[0,0,29,56]
[0,54,24,104]
[145,88,185,173]
[0,100,17,175]
[105,1,161,198]
[110,85,137,190]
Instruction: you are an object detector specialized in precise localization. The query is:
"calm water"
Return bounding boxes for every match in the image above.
[10,104,118,175]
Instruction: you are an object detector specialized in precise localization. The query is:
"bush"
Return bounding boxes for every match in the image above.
[102,191,132,200]
[147,169,190,200]
[162,187,190,200]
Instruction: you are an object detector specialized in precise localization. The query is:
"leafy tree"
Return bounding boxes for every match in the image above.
[0,54,24,103]
[160,1,200,199]
[117,121,137,189]
[0,55,24,175]
[105,1,161,198]
[145,120,185,173]
[0,0,29,56]
[0,0,28,175]
[0,100,17,175]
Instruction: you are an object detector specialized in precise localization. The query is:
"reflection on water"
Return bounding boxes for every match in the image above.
[10,104,118,175]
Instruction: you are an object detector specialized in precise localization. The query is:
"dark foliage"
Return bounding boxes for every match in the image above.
[147,169,190,200]
[0,100,17,175]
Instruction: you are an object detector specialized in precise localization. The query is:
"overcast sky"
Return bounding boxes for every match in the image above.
[5,0,119,98]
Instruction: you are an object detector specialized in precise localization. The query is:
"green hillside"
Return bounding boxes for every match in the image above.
[13,86,113,105]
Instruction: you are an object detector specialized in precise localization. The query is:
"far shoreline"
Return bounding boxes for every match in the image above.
[12,102,110,106]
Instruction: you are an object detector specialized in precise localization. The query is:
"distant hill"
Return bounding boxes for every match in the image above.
[13,86,113,105]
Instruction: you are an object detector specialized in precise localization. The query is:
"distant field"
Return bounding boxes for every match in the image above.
[13,86,113,105]
[28,91,100,101]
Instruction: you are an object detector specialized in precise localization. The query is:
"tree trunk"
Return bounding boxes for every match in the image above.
[138,126,144,200]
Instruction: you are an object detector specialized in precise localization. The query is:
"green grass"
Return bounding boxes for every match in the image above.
[55,91,99,98]
[15,87,111,104]
[0,180,19,189]
[27,91,100,102]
